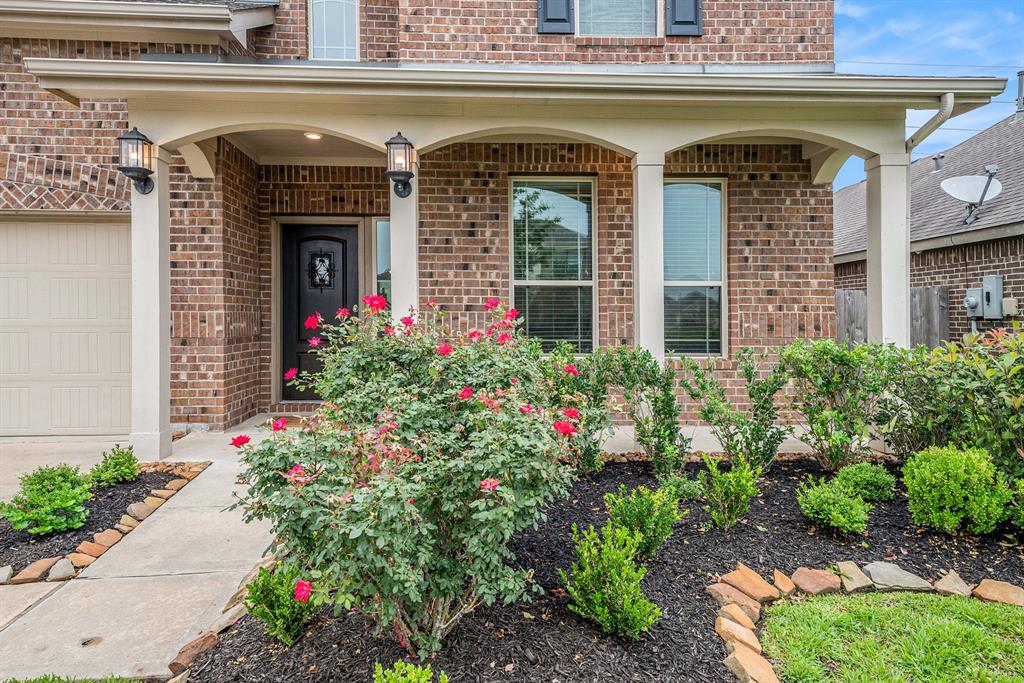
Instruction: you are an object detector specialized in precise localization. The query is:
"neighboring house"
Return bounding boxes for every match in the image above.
[834,112,1024,340]
[0,0,1006,456]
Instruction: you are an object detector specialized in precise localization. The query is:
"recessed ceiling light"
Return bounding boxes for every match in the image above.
[304,132,322,140]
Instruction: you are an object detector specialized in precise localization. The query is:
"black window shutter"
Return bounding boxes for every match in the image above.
[667,0,703,36]
[538,0,574,34]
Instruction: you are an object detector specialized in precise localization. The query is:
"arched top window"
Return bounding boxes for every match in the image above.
[310,0,358,61]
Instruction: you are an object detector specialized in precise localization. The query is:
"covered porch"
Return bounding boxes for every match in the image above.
[24,59,1004,457]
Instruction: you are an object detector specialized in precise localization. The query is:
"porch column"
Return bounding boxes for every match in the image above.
[864,153,911,346]
[389,161,419,318]
[633,152,666,362]
[130,147,172,458]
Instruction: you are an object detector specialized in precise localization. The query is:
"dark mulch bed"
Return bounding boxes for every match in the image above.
[0,472,176,573]
[191,460,1024,683]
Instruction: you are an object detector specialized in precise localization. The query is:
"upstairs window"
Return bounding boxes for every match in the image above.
[579,0,658,37]
[310,0,358,60]
[512,179,595,353]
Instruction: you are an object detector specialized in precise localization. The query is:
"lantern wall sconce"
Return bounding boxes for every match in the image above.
[117,127,155,194]
[385,132,415,198]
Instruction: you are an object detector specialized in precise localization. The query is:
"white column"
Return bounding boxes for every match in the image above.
[632,152,666,362]
[864,153,911,346]
[389,161,419,319]
[130,148,172,458]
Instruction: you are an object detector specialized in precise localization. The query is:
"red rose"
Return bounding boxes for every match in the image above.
[286,463,304,477]
[272,418,288,432]
[230,434,250,448]
[336,307,350,318]
[468,330,482,341]
[504,308,520,321]
[294,580,312,603]
[283,368,298,381]
[458,386,474,400]
[362,294,388,313]
[562,407,580,419]
[401,316,414,327]
[496,332,512,344]
[304,313,320,330]
[436,342,453,356]
[553,420,577,436]
[483,298,500,310]
[384,326,396,335]
[564,363,579,376]
[480,478,500,492]
[510,378,519,384]
[519,403,533,414]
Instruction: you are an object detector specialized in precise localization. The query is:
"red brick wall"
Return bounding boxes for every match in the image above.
[835,236,1024,340]
[253,0,309,59]
[394,0,833,64]
[417,142,634,345]
[0,37,221,211]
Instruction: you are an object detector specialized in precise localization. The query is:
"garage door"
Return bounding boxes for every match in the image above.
[0,220,131,436]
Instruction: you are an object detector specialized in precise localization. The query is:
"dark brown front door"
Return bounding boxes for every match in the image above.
[281,224,359,401]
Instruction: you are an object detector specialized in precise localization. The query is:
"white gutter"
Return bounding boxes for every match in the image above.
[21,59,1008,106]
[834,221,1024,264]
[905,92,955,152]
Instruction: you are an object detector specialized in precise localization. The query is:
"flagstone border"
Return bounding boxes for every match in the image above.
[1,461,211,586]
[707,561,1024,683]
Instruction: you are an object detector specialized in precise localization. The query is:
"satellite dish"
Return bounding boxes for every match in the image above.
[940,166,1002,224]
[941,176,1003,203]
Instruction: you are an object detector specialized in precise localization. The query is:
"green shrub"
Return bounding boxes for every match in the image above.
[698,453,760,531]
[612,347,690,478]
[241,299,575,656]
[373,661,449,683]
[902,446,1013,534]
[681,348,790,472]
[559,522,660,639]
[89,444,138,488]
[833,462,896,502]
[0,465,92,535]
[781,339,897,471]
[796,478,872,535]
[1010,480,1024,531]
[658,473,704,502]
[604,484,686,559]
[244,564,319,646]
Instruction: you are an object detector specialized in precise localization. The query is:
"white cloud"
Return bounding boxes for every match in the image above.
[836,1,872,19]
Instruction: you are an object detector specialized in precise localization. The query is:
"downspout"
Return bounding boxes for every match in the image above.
[905,92,955,153]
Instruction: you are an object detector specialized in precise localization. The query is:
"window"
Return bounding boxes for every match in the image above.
[512,179,595,353]
[578,0,658,37]
[663,179,725,355]
[310,0,358,60]
[374,219,391,299]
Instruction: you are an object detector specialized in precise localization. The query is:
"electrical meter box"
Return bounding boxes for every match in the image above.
[982,275,1004,319]
[964,287,983,318]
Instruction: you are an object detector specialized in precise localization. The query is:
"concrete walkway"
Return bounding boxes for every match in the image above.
[0,419,274,680]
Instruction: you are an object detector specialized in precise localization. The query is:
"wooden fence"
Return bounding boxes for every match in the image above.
[835,286,949,348]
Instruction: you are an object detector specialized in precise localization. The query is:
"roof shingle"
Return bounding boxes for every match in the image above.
[834,115,1024,256]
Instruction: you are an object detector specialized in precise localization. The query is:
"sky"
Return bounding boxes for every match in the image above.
[833,0,1023,188]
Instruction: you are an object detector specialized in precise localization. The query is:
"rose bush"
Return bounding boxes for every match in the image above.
[236,298,578,656]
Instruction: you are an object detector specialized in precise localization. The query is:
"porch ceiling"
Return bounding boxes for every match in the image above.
[224,129,386,166]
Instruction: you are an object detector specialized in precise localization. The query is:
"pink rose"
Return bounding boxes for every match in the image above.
[286,463,304,477]
[496,332,512,344]
[468,330,482,341]
[504,308,520,321]
[304,313,320,330]
[283,368,298,381]
[436,342,453,356]
[384,326,396,336]
[294,580,312,603]
[553,420,577,436]
[480,478,500,492]
[272,418,288,432]
[363,294,388,313]
[562,407,580,419]
[519,403,533,414]
[458,386,474,400]
[401,316,414,327]
[336,307,350,318]
[308,337,322,348]
[230,434,250,448]
[564,363,579,377]
[483,298,500,310]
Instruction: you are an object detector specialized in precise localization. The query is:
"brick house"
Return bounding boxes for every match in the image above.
[835,112,1023,341]
[0,0,1006,457]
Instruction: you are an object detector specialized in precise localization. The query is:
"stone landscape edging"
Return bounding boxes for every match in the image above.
[706,561,1024,683]
[0,461,212,586]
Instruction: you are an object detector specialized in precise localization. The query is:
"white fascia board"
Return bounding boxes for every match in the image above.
[834,221,1024,263]
[0,1,274,45]
[22,58,1008,108]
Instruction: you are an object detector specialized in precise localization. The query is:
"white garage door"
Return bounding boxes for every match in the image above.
[0,220,131,436]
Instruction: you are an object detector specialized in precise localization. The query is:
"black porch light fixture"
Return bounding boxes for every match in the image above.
[117,126,155,194]
[385,132,415,198]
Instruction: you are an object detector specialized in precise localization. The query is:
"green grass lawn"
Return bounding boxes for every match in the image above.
[760,591,1024,682]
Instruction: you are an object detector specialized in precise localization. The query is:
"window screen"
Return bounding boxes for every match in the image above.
[375,219,391,300]
[512,180,595,352]
[310,0,358,60]
[578,0,658,37]
[663,180,724,355]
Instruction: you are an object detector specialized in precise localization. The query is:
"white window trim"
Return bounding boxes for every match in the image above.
[308,0,360,62]
[371,216,390,296]
[509,176,600,352]
[663,176,728,358]
[574,0,665,38]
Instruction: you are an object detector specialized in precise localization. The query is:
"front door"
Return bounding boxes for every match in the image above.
[281,224,359,401]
